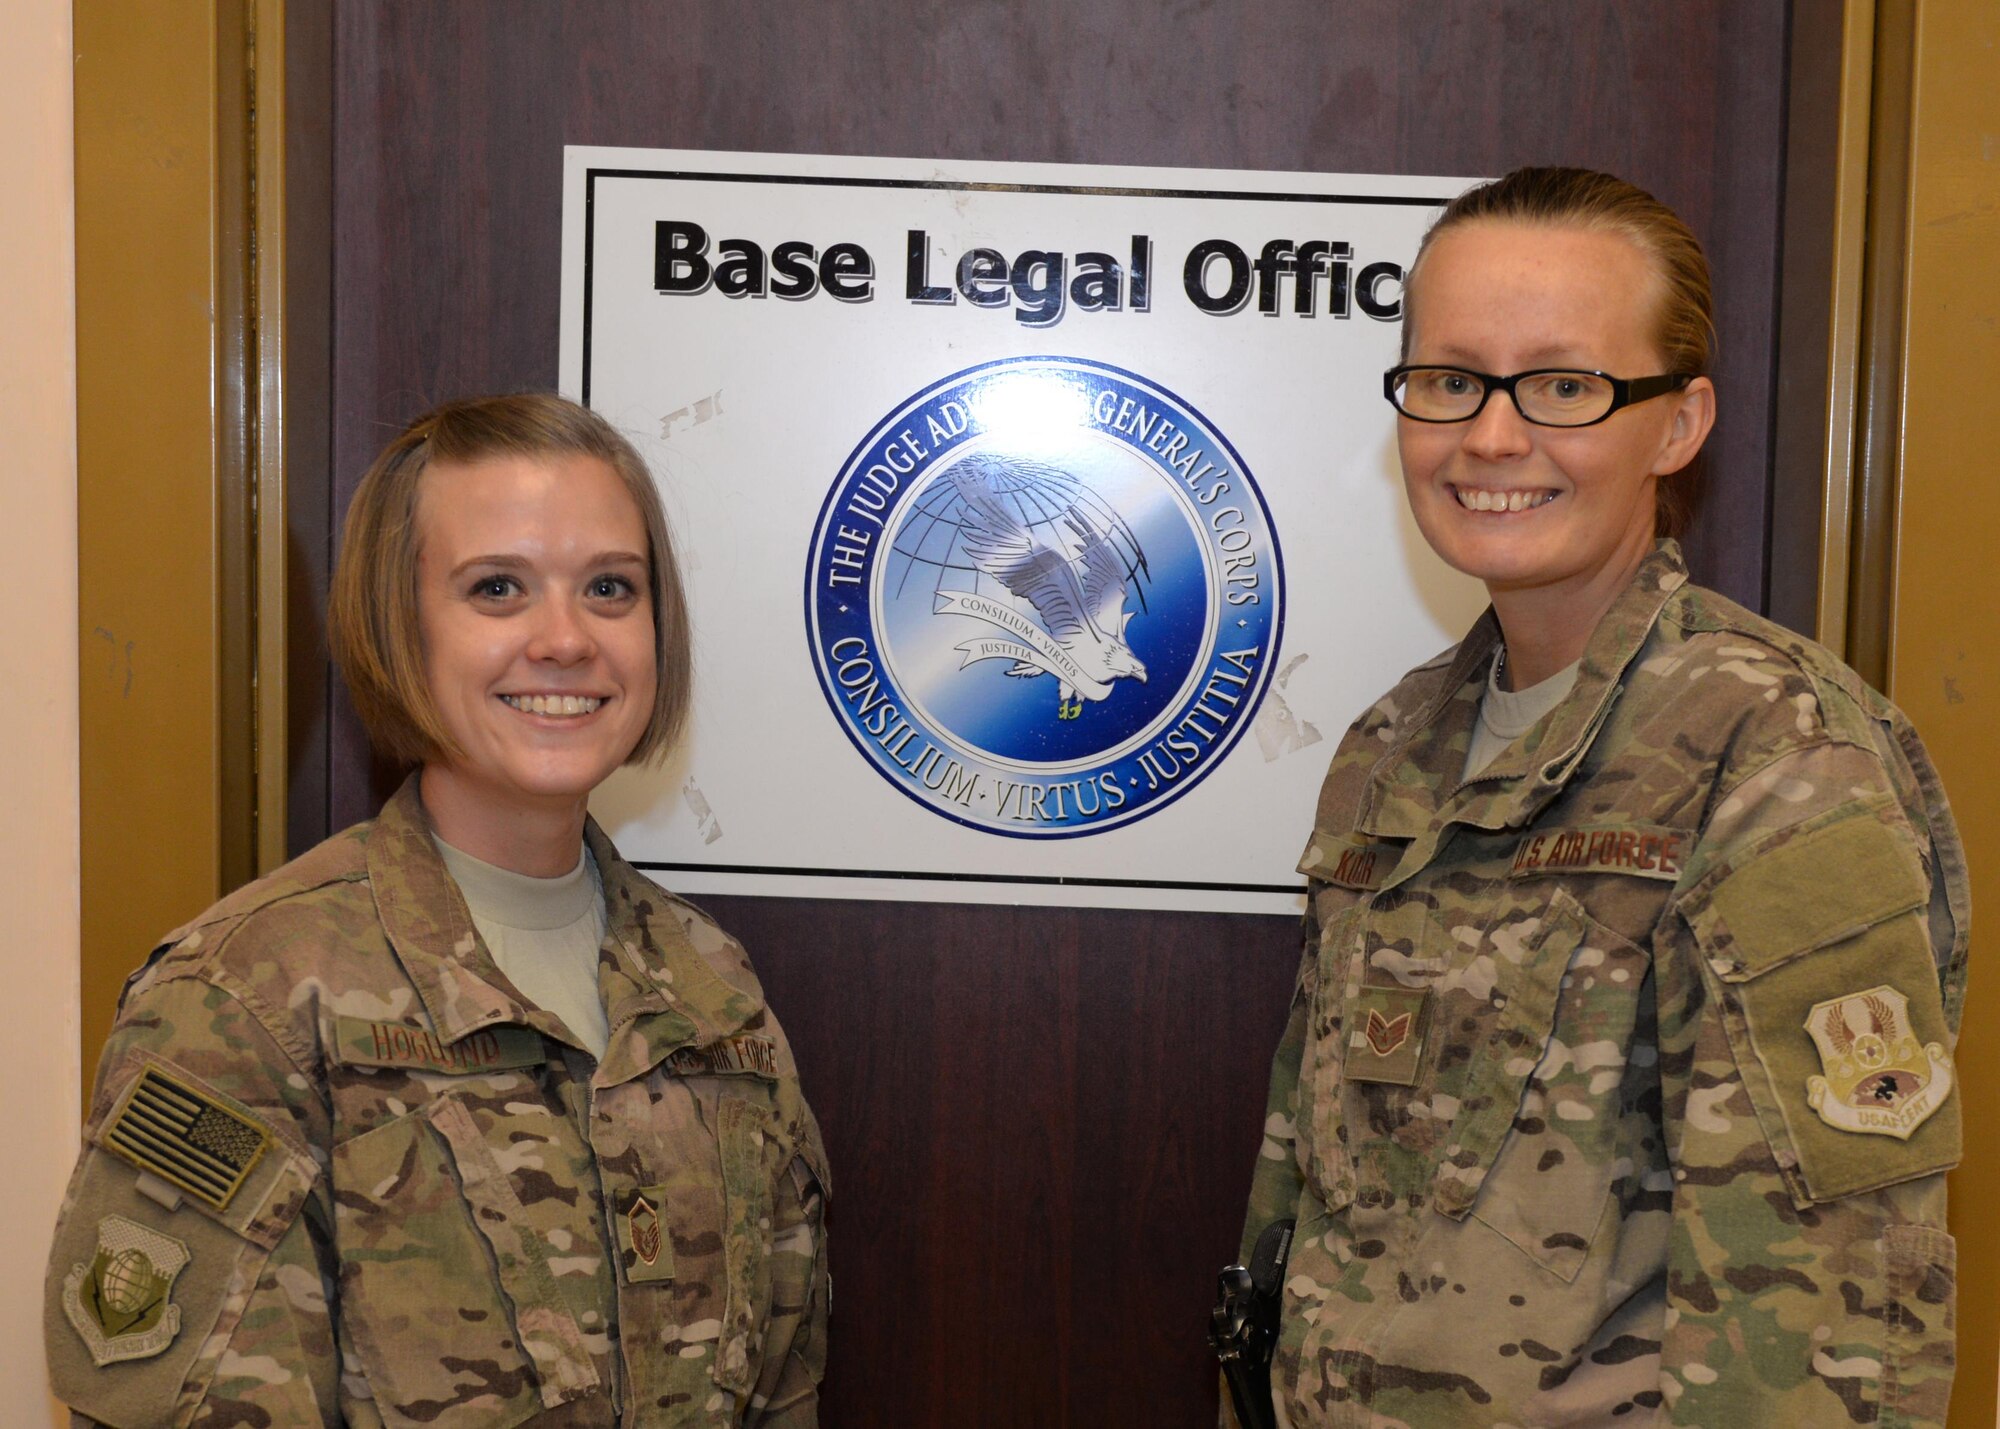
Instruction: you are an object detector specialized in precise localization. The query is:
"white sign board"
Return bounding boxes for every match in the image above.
[561,148,1486,914]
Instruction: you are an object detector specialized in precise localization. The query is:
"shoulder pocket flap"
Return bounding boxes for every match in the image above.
[88,1052,318,1250]
[1674,799,1956,1208]
[48,1055,319,1414]
[1683,801,1926,981]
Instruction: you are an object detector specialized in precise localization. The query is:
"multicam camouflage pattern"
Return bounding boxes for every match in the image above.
[47,776,829,1427]
[1236,543,1968,1427]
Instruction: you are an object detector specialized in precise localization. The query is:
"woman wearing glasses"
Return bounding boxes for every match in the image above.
[1233,169,1966,1427]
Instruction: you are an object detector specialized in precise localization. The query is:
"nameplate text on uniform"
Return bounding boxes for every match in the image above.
[1303,837,1403,892]
[331,1017,546,1075]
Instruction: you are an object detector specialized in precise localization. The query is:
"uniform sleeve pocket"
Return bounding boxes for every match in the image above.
[713,1095,778,1396]
[766,1115,832,1394]
[331,1096,595,1429]
[1680,807,1960,1206]
[46,1054,318,1425]
[1881,1224,1956,1428]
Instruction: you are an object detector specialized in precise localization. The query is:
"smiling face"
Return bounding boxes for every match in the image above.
[414,451,658,837]
[1397,220,1714,620]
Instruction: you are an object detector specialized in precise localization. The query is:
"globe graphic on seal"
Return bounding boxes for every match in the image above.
[876,440,1212,768]
[887,454,1148,627]
[100,1249,155,1314]
[808,356,1283,836]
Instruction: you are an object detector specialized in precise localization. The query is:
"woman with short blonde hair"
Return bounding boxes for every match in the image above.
[49,393,829,1426]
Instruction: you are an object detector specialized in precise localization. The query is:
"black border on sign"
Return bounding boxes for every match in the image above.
[580,162,1448,901]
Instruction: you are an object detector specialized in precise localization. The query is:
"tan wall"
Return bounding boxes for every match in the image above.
[1889,4,2000,1424]
[0,0,82,1419]
[74,1,240,1083]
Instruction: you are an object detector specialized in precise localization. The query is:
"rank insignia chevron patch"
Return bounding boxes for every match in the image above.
[1347,984,1430,1086]
[621,1186,675,1283]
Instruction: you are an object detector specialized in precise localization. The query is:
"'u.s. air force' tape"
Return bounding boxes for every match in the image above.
[664,1035,779,1079]
[1509,825,1687,881]
[102,1067,270,1213]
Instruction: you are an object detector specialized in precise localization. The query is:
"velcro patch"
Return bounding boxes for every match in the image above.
[664,1034,779,1080]
[1510,825,1686,881]
[331,1016,546,1075]
[61,1215,189,1365]
[103,1068,270,1213]
[1803,984,1954,1140]
[1301,837,1401,891]
[618,1185,676,1283]
[1345,985,1430,1085]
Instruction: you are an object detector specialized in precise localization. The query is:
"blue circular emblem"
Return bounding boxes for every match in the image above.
[805,356,1284,837]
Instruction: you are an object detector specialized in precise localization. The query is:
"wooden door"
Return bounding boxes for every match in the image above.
[301,5,1793,1421]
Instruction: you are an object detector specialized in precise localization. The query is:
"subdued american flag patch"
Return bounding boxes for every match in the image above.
[103,1067,270,1212]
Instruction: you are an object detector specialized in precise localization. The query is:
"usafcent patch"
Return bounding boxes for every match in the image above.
[1803,984,1954,1139]
[63,1215,189,1365]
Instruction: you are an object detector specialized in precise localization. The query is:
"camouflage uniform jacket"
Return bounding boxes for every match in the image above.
[1239,542,1967,1427]
[46,776,830,1428]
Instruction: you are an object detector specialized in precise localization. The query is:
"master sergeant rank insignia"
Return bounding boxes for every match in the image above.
[1803,983,1954,1139]
[62,1215,190,1365]
[619,1185,675,1283]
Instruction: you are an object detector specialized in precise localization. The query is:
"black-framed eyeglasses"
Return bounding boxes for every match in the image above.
[1383,365,1695,428]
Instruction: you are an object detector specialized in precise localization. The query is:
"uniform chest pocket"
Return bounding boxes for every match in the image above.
[609,1081,786,1413]
[331,1094,600,1428]
[1429,888,1650,1281]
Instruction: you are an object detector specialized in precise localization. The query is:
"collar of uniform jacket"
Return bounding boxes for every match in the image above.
[365,774,767,1080]
[1357,540,1691,841]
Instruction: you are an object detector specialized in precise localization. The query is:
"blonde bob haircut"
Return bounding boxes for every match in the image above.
[329,393,691,769]
[1402,166,1717,540]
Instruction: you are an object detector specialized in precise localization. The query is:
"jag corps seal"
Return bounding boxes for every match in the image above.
[806,356,1283,836]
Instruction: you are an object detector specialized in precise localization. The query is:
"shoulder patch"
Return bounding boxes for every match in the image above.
[1804,984,1954,1139]
[61,1215,190,1365]
[103,1067,270,1213]
[330,1016,546,1075]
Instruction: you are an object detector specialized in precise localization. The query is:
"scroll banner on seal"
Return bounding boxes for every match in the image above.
[560,148,1487,914]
